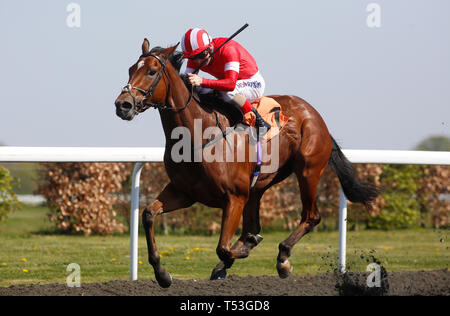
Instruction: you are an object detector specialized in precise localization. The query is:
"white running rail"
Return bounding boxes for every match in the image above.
[1,147,449,279]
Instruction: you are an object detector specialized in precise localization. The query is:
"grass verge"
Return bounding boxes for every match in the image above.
[0,204,448,286]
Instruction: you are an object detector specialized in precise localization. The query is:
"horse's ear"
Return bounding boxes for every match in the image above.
[161,42,180,60]
[142,38,150,55]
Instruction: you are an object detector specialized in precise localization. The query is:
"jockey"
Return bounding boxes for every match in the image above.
[181,28,271,130]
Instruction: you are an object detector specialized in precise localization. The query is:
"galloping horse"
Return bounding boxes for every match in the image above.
[114,40,379,288]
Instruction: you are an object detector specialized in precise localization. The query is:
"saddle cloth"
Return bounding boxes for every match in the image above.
[243,97,290,141]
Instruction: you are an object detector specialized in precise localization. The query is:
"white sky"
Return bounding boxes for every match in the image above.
[0,0,449,149]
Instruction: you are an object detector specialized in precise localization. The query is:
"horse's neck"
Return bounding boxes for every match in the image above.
[159,67,220,145]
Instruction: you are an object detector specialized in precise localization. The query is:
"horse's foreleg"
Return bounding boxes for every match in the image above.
[210,195,246,280]
[142,182,194,288]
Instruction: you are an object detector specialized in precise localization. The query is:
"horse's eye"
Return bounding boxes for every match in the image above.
[148,69,157,76]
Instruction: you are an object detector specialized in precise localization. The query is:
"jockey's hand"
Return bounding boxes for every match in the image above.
[187,73,203,87]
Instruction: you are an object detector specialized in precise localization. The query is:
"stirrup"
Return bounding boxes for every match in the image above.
[252,109,271,136]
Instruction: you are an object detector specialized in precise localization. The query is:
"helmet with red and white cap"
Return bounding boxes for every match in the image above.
[181,28,212,58]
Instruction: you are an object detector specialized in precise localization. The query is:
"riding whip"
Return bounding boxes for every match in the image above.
[192,23,249,74]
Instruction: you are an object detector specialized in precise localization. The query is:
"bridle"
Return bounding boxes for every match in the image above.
[121,53,169,113]
[121,53,193,114]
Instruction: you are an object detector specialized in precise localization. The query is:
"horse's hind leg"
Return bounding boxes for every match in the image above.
[232,193,264,258]
[142,182,194,288]
[210,194,263,280]
[276,134,330,278]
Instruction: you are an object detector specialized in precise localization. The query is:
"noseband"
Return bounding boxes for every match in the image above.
[121,53,171,113]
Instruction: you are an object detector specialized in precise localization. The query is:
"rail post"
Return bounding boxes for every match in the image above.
[338,188,348,274]
[130,162,144,281]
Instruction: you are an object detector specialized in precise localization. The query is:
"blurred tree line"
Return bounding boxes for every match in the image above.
[0,166,21,221]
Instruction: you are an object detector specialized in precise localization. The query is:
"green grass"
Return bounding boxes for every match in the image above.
[0,205,448,287]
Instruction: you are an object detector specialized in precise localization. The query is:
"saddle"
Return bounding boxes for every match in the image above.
[191,85,290,189]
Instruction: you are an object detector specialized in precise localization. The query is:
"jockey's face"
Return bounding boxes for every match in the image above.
[190,49,212,66]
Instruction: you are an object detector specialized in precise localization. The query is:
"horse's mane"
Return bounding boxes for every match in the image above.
[142,46,184,74]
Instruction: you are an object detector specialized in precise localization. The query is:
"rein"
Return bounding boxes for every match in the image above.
[121,53,194,114]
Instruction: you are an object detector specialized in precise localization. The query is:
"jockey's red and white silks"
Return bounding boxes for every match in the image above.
[185,38,259,92]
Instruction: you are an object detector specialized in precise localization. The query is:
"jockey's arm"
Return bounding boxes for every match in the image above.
[201,69,238,91]
[185,67,238,92]
[185,47,240,92]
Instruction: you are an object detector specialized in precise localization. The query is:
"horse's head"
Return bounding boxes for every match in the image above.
[115,39,179,120]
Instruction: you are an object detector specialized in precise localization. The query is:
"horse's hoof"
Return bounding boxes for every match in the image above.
[276,259,293,279]
[155,269,173,288]
[255,234,264,244]
[210,268,227,280]
[210,262,227,280]
[246,233,264,247]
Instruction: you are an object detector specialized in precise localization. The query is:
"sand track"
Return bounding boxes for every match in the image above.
[0,269,448,296]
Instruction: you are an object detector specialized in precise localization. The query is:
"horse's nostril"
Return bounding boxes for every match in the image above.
[116,100,133,111]
[121,102,132,110]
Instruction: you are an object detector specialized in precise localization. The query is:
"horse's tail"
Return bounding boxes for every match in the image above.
[328,135,380,209]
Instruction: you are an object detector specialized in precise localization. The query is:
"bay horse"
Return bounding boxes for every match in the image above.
[114,40,379,288]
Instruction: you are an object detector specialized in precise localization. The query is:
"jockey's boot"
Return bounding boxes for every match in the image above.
[252,108,271,136]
